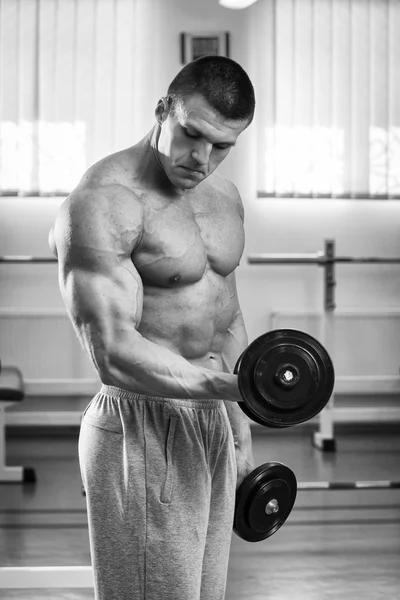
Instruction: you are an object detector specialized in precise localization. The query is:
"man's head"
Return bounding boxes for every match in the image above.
[155,56,255,190]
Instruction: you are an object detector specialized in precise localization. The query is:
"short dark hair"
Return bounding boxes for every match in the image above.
[167,55,255,125]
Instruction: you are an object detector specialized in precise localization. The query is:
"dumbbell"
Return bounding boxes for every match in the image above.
[235,329,335,428]
[234,462,297,542]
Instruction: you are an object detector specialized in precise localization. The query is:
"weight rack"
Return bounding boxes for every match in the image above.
[248,239,400,452]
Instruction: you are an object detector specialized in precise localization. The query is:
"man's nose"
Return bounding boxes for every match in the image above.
[191,141,213,165]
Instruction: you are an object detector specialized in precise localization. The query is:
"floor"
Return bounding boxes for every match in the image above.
[0,424,399,600]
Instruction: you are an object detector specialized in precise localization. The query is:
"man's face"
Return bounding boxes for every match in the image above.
[156,94,248,190]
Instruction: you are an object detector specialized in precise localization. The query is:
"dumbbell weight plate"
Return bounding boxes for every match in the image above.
[234,462,297,542]
[234,329,335,428]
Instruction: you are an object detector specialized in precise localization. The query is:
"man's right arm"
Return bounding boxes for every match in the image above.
[51,187,242,402]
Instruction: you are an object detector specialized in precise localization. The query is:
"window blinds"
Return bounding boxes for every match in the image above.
[0,0,163,195]
[251,0,400,198]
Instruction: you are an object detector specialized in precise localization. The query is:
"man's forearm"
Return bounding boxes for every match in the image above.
[221,310,253,448]
[224,400,253,451]
[221,310,249,374]
[89,329,242,402]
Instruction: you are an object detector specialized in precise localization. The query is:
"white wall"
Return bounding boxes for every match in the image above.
[1,0,399,420]
[238,198,400,336]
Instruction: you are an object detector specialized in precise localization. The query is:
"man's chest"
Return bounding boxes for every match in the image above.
[134,193,245,286]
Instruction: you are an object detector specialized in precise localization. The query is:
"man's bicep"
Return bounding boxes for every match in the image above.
[62,262,144,358]
[55,189,145,349]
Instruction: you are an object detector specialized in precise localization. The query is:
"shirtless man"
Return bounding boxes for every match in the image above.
[49,56,255,600]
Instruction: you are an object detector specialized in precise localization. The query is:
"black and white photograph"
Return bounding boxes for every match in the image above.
[0,0,399,598]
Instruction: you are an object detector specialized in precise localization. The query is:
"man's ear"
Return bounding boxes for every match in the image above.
[155,96,171,124]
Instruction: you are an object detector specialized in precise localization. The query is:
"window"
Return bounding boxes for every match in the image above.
[251,0,400,199]
[0,0,162,196]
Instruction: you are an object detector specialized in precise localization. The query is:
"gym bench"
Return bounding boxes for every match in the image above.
[0,362,36,483]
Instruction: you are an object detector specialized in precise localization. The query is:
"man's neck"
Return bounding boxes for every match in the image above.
[147,124,195,198]
[149,124,164,173]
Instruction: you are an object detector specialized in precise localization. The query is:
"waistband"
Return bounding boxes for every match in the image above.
[99,385,225,410]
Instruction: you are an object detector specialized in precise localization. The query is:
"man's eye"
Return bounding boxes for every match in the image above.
[184,129,200,139]
[215,145,230,151]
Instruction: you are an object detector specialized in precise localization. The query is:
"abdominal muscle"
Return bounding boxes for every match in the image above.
[137,265,236,373]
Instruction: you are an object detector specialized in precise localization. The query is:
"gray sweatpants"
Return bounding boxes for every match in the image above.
[78,385,237,600]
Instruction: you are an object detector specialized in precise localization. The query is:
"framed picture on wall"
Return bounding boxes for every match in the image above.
[180,32,230,64]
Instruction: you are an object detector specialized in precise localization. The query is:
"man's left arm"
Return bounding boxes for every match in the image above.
[222,297,255,488]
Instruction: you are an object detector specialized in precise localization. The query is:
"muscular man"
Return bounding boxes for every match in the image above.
[49,55,255,600]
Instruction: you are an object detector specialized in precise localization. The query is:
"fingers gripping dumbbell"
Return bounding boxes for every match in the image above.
[234,462,297,542]
[235,329,335,428]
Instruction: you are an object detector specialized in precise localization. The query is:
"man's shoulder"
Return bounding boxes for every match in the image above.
[68,147,143,207]
[58,159,144,236]
[75,147,139,195]
[64,182,142,220]
[54,181,144,259]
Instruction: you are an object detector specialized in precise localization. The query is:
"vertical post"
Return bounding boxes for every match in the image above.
[313,240,337,452]
[0,406,6,473]
[324,239,336,312]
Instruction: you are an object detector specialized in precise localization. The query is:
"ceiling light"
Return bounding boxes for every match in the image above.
[219,0,260,9]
